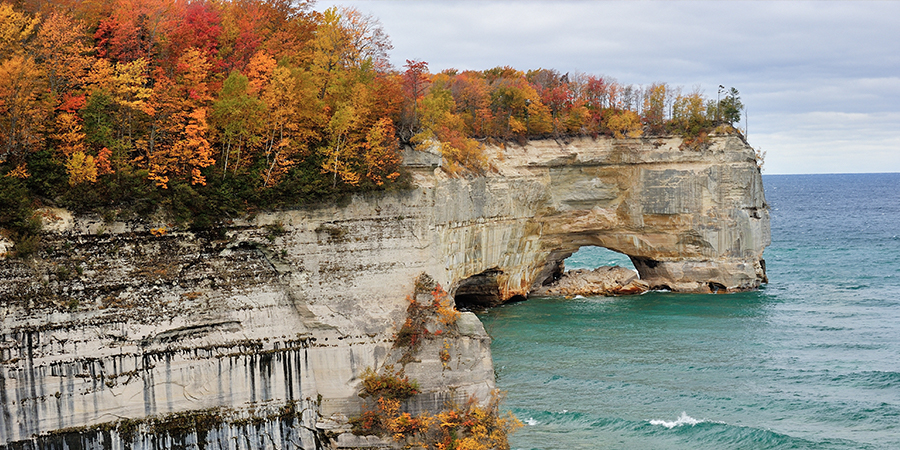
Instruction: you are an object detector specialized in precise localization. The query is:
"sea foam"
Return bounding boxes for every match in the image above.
[649,412,706,429]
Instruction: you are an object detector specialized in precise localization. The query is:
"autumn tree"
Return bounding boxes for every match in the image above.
[308,6,401,188]
[33,11,92,95]
[258,60,322,186]
[400,59,429,139]
[0,5,46,164]
[363,117,401,185]
[211,70,264,176]
[84,57,153,150]
[65,150,98,185]
[483,65,520,84]
[335,6,392,72]
[146,48,215,188]
[218,0,313,72]
[309,6,391,100]
[605,110,643,139]
[487,72,551,137]
[527,68,573,135]
[447,70,493,137]
[54,110,88,168]
[0,3,40,60]
[414,77,488,175]
[165,0,222,67]
[670,91,710,137]
[218,0,267,71]
[100,0,176,64]
[0,55,49,164]
[321,102,361,187]
[94,13,152,63]
[642,83,669,135]
[578,74,610,111]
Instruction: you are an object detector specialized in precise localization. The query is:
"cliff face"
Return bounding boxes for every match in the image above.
[0,135,769,448]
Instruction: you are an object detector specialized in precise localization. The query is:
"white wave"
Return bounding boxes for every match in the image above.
[649,411,706,429]
[574,295,585,299]
[524,417,539,426]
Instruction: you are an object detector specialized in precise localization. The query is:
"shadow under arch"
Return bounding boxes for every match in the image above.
[452,243,641,310]
[452,267,527,310]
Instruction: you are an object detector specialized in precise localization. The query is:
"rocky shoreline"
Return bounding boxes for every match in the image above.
[533,266,649,297]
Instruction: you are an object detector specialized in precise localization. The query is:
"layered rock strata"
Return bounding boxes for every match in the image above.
[0,135,769,448]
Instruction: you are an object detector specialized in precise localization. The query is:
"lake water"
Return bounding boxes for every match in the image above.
[477,173,900,449]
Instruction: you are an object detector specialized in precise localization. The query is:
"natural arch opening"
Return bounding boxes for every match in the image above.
[452,248,650,309]
[563,246,636,272]
[531,245,648,297]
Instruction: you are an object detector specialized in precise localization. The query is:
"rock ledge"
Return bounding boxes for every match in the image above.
[533,266,650,297]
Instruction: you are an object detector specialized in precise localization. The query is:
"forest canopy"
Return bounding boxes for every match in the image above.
[0,0,744,243]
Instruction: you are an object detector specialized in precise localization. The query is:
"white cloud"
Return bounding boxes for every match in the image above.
[751,112,900,174]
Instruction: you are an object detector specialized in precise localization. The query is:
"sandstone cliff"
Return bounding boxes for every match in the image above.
[0,135,769,448]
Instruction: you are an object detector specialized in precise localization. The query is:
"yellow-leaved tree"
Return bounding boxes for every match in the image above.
[321,103,361,187]
[605,110,643,139]
[0,55,48,164]
[413,79,488,176]
[0,4,39,60]
[65,151,98,185]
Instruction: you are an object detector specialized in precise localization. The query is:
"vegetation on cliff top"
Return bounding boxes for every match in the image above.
[0,0,746,252]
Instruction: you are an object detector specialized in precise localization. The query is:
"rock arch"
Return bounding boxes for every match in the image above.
[436,136,770,305]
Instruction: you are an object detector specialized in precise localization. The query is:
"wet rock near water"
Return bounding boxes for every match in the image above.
[533,266,650,297]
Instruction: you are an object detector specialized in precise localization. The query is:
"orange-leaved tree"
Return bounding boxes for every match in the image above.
[33,11,92,96]
[146,48,215,188]
[363,117,401,186]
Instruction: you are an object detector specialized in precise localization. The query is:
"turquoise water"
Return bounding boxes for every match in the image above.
[478,173,900,449]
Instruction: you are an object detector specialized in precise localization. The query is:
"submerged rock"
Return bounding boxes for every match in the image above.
[533,266,650,297]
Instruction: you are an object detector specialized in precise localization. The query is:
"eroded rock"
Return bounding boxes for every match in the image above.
[533,266,650,297]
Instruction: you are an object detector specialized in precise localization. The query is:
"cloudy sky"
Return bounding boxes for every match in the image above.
[316,1,899,175]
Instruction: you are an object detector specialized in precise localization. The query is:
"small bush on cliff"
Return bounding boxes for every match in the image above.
[350,387,521,450]
[429,394,522,450]
[351,366,424,437]
[396,282,461,365]
[359,366,420,401]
